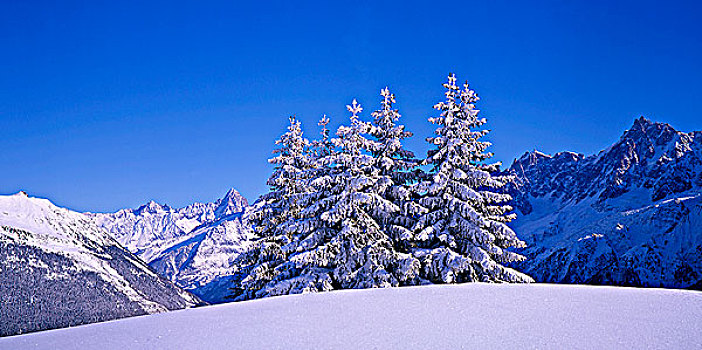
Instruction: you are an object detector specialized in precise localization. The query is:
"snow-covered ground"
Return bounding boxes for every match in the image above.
[3,283,700,349]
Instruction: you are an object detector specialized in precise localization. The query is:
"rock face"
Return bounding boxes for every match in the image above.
[0,192,201,337]
[507,117,702,288]
[91,189,253,303]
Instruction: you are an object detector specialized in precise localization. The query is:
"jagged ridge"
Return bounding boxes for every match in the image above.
[507,117,702,288]
[91,189,253,303]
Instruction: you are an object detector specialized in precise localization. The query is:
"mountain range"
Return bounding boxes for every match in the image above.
[508,117,702,288]
[90,189,253,303]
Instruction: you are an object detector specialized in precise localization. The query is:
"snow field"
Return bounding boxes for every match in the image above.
[2,283,700,350]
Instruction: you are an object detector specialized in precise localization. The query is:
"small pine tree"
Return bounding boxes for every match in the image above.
[411,74,533,283]
[254,115,311,230]
[235,116,313,299]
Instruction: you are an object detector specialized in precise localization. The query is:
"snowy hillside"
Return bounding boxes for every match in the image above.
[91,189,253,302]
[508,117,702,288]
[0,192,201,337]
[2,283,700,349]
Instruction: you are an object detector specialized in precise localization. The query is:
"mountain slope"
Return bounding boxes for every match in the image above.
[2,283,700,349]
[508,117,702,288]
[91,189,253,302]
[0,192,201,337]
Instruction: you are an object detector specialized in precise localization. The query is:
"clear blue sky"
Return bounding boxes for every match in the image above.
[1,1,701,212]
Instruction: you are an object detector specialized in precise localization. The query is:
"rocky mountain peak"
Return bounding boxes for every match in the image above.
[512,150,583,174]
[135,200,171,215]
[214,188,248,219]
[609,117,678,160]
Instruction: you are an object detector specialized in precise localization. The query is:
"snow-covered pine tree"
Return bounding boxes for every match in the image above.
[367,88,425,248]
[234,116,313,299]
[240,100,420,299]
[256,115,311,227]
[315,100,419,289]
[411,73,533,283]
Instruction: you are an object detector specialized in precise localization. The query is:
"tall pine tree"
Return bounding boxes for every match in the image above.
[410,74,533,283]
[367,88,425,250]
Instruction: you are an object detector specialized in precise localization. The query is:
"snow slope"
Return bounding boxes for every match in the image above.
[90,189,253,302]
[0,192,201,337]
[508,117,702,288]
[2,283,700,349]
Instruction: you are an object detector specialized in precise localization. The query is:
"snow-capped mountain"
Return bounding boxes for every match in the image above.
[508,117,702,288]
[91,189,253,303]
[0,192,201,337]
